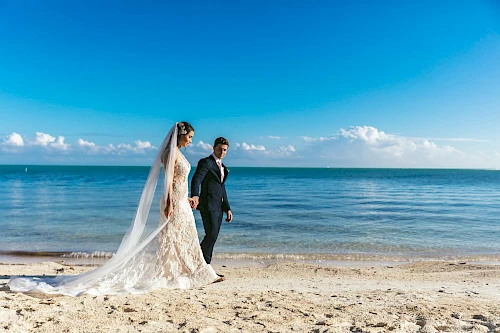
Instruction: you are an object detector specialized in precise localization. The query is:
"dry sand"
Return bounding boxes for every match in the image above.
[1,260,499,332]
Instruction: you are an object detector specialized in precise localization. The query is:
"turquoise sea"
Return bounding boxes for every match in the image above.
[1,165,499,263]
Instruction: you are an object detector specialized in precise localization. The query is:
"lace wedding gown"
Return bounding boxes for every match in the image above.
[157,151,219,287]
[8,124,218,296]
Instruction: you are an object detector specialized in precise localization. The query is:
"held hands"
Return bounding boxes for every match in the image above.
[189,196,199,209]
[187,197,230,223]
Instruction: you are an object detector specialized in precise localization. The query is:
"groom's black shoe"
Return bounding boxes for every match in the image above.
[217,273,225,278]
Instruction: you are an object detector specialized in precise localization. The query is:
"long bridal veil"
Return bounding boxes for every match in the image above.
[8,124,180,296]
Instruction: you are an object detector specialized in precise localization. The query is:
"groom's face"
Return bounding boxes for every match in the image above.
[213,144,228,160]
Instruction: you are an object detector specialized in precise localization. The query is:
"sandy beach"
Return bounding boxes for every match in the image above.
[1,260,499,333]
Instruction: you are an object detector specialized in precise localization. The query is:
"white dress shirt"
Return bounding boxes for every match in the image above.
[211,153,224,182]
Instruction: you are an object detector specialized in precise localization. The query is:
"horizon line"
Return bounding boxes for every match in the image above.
[1,164,498,171]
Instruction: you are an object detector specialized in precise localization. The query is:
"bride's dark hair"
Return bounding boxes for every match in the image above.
[161,122,194,166]
[176,121,194,143]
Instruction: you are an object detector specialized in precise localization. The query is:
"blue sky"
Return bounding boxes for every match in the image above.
[1,1,499,167]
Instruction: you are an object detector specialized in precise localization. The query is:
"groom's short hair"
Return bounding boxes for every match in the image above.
[214,137,229,147]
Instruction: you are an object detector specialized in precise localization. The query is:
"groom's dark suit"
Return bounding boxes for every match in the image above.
[191,154,230,264]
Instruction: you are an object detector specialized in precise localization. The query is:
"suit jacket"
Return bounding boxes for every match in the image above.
[191,155,230,213]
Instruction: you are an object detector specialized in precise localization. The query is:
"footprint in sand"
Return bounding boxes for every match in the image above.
[122,307,137,313]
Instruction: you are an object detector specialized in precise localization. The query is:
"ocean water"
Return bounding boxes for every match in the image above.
[1,165,499,263]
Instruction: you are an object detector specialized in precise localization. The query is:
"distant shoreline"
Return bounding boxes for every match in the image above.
[1,164,499,170]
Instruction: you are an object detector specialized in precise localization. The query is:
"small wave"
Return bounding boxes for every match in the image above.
[0,250,116,259]
[214,252,500,263]
[0,251,69,257]
[61,251,115,259]
[2,250,499,264]
[214,252,409,261]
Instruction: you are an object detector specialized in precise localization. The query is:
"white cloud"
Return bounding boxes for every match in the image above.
[300,126,475,168]
[267,136,281,140]
[1,132,156,160]
[135,140,152,149]
[103,144,117,153]
[279,145,296,152]
[77,138,149,156]
[3,133,24,146]
[300,136,330,143]
[224,142,297,163]
[186,140,273,161]
[77,138,100,153]
[182,140,214,158]
[1,128,498,168]
[201,129,495,168]
[338,126,404,146]
[240,142,266,151]
[117,143,132,150]
[278,145,296,156]
[114,141,155,154]
[78,138,97,148]
[187,140,296,166]
[51,136,70,151]
[33,132,57,146]
[1,133,25,153]
[30,132,69,151]
[195,141,213,152]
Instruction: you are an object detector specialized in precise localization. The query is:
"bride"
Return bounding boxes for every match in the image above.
[8,122,221,296]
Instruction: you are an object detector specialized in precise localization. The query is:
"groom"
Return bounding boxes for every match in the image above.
[191,137,233,267]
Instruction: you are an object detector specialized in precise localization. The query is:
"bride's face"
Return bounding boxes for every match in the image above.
[179,131,194,148]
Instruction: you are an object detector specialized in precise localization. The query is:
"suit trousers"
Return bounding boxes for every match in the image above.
[200,210,223,264]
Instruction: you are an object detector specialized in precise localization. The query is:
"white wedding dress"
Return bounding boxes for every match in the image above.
[157,151,218,287]
[8,123,218,296]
